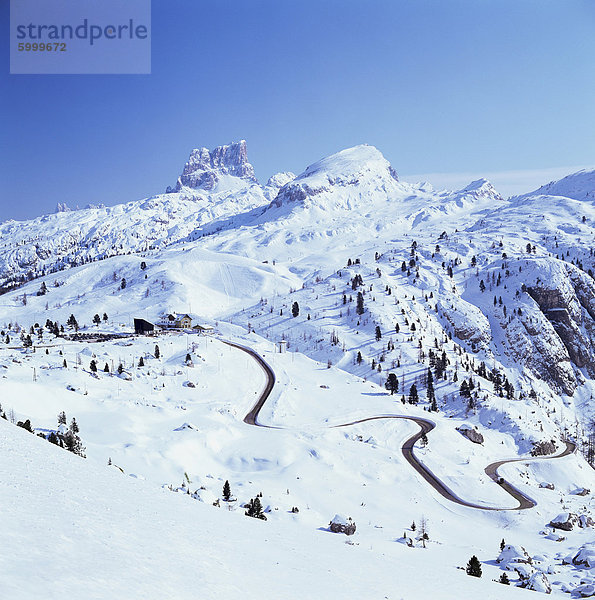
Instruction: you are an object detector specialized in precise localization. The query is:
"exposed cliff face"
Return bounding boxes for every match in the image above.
[525,263,595,388]
[168,140,257,192]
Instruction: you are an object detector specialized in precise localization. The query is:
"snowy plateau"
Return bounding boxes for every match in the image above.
[1,140,594,600]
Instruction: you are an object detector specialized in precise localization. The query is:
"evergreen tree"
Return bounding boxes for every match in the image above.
[138,356,144,367]
[67,314,79,331]
[64,430,86,457]
[426,368,435,406]
[499,572,510,585]
[385,373,399,395]
[70,418,79,434]
[245,497,267,520]
[500,538,506,551]
[356,292,365,315]
[292,302,300,318]
[154,344,160,359]
[90,359,97,372]
[58,411,67,425]
[356,351,363,365]
[185,353,191,364]
[408,383,419,405]
[117,363,123,375]
[120,277,127,290]
[63,359,67,368]
[395,323,400,334]
[375,325,382,341]
[466,556,482,578]
[223,480,232,501]
[102,313,108,322]
[104,363,109,373]
[93,314,101,326]
[460,380,470,398]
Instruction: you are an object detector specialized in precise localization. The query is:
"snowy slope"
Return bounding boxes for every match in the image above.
[518,168,595,203]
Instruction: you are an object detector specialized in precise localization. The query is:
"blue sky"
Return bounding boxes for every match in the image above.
[1,0,594,220]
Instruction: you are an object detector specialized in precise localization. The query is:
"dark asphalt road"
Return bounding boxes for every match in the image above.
[224,338,576,511]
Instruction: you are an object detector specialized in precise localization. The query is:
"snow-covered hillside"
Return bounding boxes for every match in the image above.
[1,141,594,598]
[518,169,595,203]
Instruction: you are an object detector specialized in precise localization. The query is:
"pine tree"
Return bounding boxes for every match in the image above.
[104,363,109,373]
[90,359,97,372]
[426,368,435,406]
[385,373,398,395]
[499,572,510,585]
[102,313,108,322]
[466,555,482,577]
[154,344,160,359]
[245,497,267,520]
[500,538,505,551]
[356,351,363,365]
[64,430,85,457]
[292,302,299,318]
[223,480,231,501]
[138,357,144,367]
[120,278,127,290]
[93,314,101,326]
[356,292,365,315]
[408,383,419,405]
[375,325,382,341]
[117,363,123,375]
[58,411,67,425]
[460,380,470,398]
[70,418,79,434]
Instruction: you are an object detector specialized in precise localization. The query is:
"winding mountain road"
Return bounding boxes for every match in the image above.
[223,339,576,511]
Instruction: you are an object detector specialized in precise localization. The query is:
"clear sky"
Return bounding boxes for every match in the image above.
[1,0,594,221]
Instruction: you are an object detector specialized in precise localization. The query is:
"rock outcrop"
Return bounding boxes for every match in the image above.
[547,512,593,531]
[456,424,484,444]
[329,514,356,535]
[168,140,257,192]
[527,264,595,382]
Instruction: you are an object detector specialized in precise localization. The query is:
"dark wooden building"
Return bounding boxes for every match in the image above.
[134,318,155,335]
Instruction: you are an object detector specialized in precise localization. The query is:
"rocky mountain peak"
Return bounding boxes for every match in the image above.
[458,178,502,201]
[167,140,257,193]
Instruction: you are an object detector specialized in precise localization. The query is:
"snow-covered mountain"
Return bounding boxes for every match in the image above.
[518,168,595,203]
[1,142,595,598]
